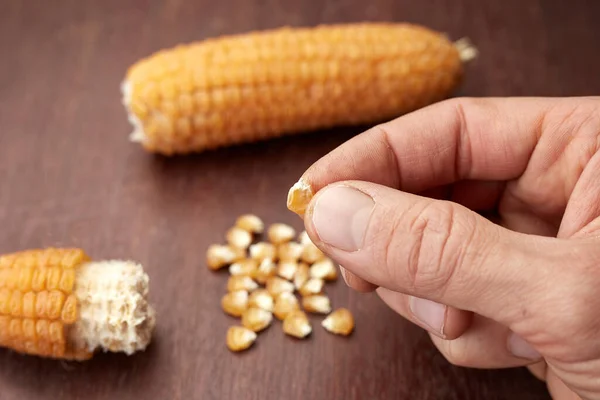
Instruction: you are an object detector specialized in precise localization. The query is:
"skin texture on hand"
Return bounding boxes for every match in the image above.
[292,97,600,400]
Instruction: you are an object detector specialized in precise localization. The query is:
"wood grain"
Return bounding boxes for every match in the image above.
[1,0,600,399]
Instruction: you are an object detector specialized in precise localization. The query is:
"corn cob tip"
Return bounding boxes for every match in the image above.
[287,179,313,216]
[454,38,478,62]
[70,259,156,357]
[120,80,145,144]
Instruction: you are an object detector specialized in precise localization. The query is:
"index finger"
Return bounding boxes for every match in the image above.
[288,97,556,213]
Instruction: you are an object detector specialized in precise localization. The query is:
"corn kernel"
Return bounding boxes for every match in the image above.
[46,267,62,291]
[248,289,274,312]
[249,242,276,262]
[35,291,49,318]
[49,321,65,344]
[226,227,253,249]
[283,310,312,339]
[207,244,239,270]
[277,242,303,262]
[0,315,10,342]
[322,308,354,336]
[58,269,75,293]
[226,326,257,352]
[287,179,313,216]
[273,292,300,320]
[9,290,23,317]
[298,231,311,246]
[61,294,78,324]
[22,292,36,318]
[229,259,258,277]
[47,290,66,320]
[235,214,264,234]
[251,258,276,284]
[0,288,10,314]
[35,320,50,341]
[17,266,34,291]
[241,307,273,332]
[301,242,325,264]
[9,318,23,339]
[60,248,89,268]
[277,261,297,281]
[266,276,295,298]
[221,290,249,317]
[267,223,296,244]
[293,262,310,290]
[310,258,338,281]
[299,278,324,296]
[227,276,259,292]
[302,295,332,314]
[22,319,36,340]
[31,268,47,291]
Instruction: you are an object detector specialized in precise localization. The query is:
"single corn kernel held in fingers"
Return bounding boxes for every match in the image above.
[273,292,300,320]
[266,276,295,298]
[277,261,298,281]
[221,290,249,317]
[226,326,257,352]
[283,310,312,339]
[268,223,296,245]
[0,248,156,360]
[248,289,274,312]
[310,259,338,281]
[277,242,303,262]
[251,259,276,284]
[123,23,473,156]
[227,276,259,292]
[226,227,253,249]
[287,179,313,216]
[322,308,355,336]
[229,259,258,276]
[235,214,264,234]
[249,243,277,262]
[241,307,273,332]
[299,278,324,297]
[293,263,310,290]
[302,295,332,314]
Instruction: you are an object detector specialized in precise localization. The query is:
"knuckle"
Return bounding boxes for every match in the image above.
[395,201,473,295]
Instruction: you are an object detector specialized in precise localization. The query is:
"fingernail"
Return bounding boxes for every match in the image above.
[508,332,541,360]
[409,296,446,336]
[312,186,374,252]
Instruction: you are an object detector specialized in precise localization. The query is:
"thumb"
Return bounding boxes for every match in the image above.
[303,181,559,326]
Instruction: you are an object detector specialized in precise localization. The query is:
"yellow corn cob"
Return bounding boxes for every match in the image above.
[0,248,156,360]
[122,23,477,155]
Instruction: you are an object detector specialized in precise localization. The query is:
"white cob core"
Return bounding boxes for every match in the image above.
[69,260,156,356]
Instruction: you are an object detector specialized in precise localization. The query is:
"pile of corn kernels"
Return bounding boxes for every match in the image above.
[206,214,354,352]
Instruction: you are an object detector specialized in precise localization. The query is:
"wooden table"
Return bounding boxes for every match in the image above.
[1,1,599,399]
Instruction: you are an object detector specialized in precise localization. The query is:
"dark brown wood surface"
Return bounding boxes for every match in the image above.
[1,1,599,399]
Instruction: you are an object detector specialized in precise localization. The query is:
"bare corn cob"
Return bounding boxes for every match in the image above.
[122,23,476,155]
[0,248,156,360]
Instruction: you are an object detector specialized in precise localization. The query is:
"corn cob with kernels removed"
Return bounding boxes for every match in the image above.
[0,248,156,360]
[122,23,476,155]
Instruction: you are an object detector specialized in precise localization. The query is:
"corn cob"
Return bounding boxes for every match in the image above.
[121,23,477,155]
[0,248,156,360]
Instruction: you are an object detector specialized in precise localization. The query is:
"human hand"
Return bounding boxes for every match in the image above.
[290,97,600,399]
